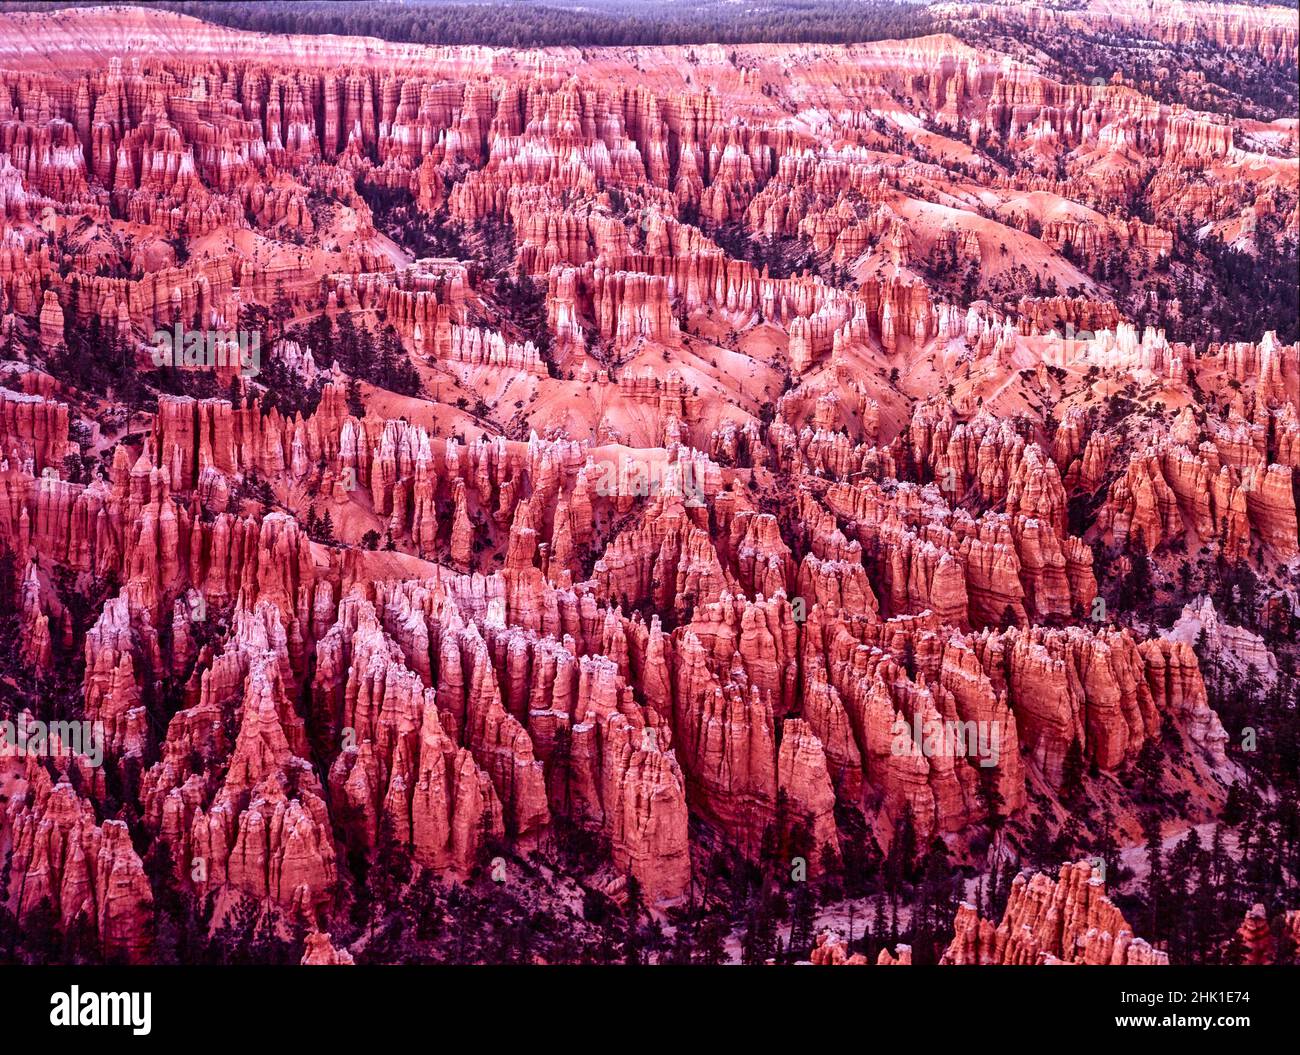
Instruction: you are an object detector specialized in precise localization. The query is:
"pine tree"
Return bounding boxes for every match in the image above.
[1060,737,1086,804]
[1223,782,1247,827]
[1025,809,1054,868]
[347,377,365,417]
[1091,808,1123,888]
[694,917,728,965]
[979,770,1007,861]
[787,883,816,962]
[1141,810,1165,944]
[1190,831,1219,964]
[1166,828,1200,962]
[271,279,293,342]
[869,894,886,962]
[1135,737,1164,801]
[335,311,360,375]
[740,886,779,965]
[885,809,916,892]
[623,875,645,966]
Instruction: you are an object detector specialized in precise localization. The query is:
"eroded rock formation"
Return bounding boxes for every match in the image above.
[0,1,1292,966]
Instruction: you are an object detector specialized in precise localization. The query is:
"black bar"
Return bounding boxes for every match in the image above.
[3,963,1294,1042]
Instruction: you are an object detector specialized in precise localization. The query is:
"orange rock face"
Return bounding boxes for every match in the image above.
[2,750,153,962]
[942,861,1169,965]
[0,2,1293,967]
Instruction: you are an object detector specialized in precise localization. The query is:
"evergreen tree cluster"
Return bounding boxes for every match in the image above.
[291,312,423,398]
[1116,792,1300,965]
[39,0,936,48]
